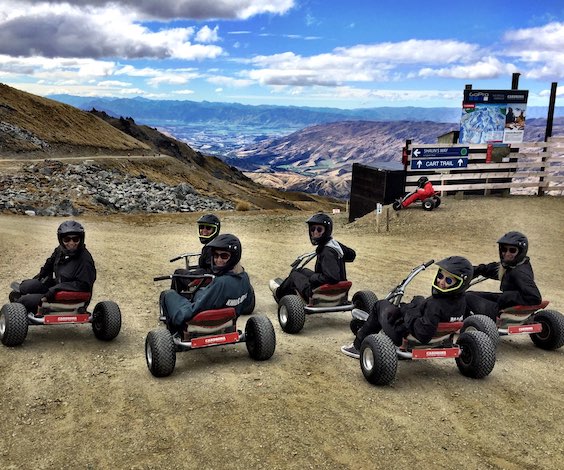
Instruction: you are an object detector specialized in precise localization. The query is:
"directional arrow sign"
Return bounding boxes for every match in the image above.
[412,147,469,158]
[410,157,469,170]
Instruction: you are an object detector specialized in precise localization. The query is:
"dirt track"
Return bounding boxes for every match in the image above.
[1,197,563,469]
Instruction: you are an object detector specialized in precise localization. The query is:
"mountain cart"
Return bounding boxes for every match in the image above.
[1,281,121,347]
[145,272,275,377]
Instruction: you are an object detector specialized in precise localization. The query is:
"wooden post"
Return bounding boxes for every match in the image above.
[539,82,558,196]
[386,207,390,232]
[511,73,521,90]
[376,210,380,233]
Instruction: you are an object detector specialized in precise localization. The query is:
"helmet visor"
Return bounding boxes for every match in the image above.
[198,224,218,240]
[433,269,463,293]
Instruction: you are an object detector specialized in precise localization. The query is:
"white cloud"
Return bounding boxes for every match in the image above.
[195,25,220,43]
[502,22,564,80]
[173,89,195,95]
[207,75,254,87]
[504,22,564,52]
[418,57,517,79]
[538,85,564,97]
[97,80,132,88]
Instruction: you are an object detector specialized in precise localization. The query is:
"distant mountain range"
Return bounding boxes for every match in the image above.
[48,94,564,129]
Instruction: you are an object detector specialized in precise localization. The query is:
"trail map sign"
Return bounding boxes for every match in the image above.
[459,89,528,144]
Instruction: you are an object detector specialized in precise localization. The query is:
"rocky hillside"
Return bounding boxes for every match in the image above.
[0,83,339,213]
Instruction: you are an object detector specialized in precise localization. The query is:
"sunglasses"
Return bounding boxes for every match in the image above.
[310,226,324,234]
[62,235,80,243]
[500,246,518,254]
[213,252,231,260]
[437,271,455,285]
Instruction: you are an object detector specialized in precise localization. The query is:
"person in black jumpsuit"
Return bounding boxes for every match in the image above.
[172,214,220,291]
[161,234,255,333]
[466,231,541,321]
[11,220,96,314]
[341,256,473,359]
[271,212,356,302]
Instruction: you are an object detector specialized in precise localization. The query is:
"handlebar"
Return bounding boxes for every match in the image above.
[291,251,316,269]
[154,273,215,282]
[169,252,200,263]
[423,259,435,268]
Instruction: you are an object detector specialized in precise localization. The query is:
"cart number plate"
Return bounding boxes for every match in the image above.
[191,331,239,348]
[44,314,90,324]
[507,323,542,334]
[412,348,460,359]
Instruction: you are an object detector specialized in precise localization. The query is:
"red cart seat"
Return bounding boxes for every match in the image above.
[184,307,237,340]
[497,301,549,327]
[308,281,352,307]
[38,291,92,315]
[402,321,464,349]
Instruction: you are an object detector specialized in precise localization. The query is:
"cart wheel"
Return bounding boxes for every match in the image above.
[241,285,256,316]
[392,200,402,211]
[0,303,29,347]
[423,198,435,211]
[462,314,499,348]
[92,301,122,341]
[433,195,441,208]
[350,318,365,335]
[278,295,306,334]
[145,329,176,377]
[352,290,378,314]
[245,316,276,360]
[360,333,398,386]
[530,310,564,350]
[455,331,496,379]
[351,290,378,334]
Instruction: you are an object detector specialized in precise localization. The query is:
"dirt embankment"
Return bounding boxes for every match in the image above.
[0,197,563,469]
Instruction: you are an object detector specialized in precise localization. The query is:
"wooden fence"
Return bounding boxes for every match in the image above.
[404,137,564,196]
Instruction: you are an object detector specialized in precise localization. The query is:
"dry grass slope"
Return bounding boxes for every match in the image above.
[0,83,149,151]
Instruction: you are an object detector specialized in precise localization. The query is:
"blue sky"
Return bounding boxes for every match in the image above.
[1,0,563,108]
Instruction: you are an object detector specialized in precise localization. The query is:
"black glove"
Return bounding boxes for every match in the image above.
[473,264,486,277]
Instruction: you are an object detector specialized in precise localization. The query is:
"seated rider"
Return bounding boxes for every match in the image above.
[341,256,473,359]
[161,234,255,333]
[400,176,435,208]
[10,221,96,314]
[466,231,541,321]
[172,214,221,291]
[270,212,356,302]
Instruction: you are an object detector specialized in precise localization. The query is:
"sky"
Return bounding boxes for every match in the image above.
[0,0,563,109]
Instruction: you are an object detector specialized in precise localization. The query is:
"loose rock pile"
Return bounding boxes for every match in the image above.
[0,160,234,216]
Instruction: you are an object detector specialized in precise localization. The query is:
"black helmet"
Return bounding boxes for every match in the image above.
[197,214,220,244]
[417,176,429,188]
[497,231,528,267]
[57,220,85,246]
[306,212,333,245]
[432,256,473,296]
[207,234,242,274]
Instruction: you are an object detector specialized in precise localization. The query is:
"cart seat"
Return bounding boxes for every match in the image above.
[38,291,92,315]
[402,321,464,349]
[184,307,237,339]
[497,301,549,327]
[309,281,352,307]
